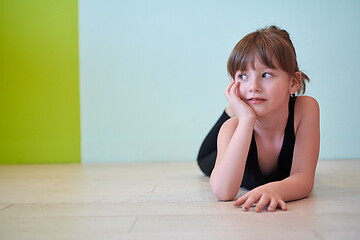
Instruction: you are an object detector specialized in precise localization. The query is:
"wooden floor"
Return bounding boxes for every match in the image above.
[0,160,360,240]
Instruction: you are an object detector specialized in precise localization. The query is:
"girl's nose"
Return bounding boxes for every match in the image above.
[249,79,261,93]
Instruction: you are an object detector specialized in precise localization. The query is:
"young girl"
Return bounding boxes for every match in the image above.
[197,26,320,212]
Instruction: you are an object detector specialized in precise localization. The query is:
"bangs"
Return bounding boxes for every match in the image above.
[227,30,295,79]
[237,41,278,71]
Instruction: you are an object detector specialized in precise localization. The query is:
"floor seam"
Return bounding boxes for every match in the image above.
[312,229,326,240]
[128,216,139,233]
[0,204,14,213]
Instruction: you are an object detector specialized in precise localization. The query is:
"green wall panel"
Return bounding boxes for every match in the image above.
[0,0,80,163]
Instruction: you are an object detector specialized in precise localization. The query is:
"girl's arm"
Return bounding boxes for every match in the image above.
[234,96,320,212]
[210,81,256,201]
[210,117,255,201]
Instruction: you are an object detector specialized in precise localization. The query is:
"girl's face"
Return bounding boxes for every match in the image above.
[234,57,299,117]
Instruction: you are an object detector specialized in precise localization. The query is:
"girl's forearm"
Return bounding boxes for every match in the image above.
[210,119,255,201]
[266,173,315,202]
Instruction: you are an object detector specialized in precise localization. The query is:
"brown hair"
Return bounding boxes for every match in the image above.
[227,25,309,95]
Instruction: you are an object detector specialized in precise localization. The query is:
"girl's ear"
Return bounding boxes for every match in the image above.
[289,72,301,95]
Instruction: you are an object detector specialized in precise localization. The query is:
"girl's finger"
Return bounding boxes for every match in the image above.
[235,81,241,97]
[267,198,278,212]
[255,194,270,213]
[233,192,249,207]
[278,200,287,211]
[226,81,234,91]
[224,81,235,98]
[242,194,259,211]
[229,81,239,97]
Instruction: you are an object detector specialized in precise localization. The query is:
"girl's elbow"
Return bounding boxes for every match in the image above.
[301,179,315,198]
[290,174,315,198]
[304,183,314,197]
[210,181,237,201]
[214,191,236,202]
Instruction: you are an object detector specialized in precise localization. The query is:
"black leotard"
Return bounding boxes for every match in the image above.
[197,96,296,190]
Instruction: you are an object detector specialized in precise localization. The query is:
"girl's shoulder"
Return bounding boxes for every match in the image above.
[295,96,319,112]
[294,96,320,132]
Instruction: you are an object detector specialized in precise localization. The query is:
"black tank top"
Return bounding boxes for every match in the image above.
[241,96,296,190]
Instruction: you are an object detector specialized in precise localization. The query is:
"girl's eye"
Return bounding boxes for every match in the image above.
[237,74,247,81]
[262,72,272,78]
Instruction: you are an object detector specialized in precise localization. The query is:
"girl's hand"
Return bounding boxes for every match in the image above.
[233,185,287,212]
[224,81,256,120]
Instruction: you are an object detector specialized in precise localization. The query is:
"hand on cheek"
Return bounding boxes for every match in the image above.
[224,81,256,120]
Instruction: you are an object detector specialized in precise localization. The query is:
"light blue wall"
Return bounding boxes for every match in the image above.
[80,0,360,162]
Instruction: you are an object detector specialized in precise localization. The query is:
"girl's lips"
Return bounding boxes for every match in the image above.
[247,98,266,104]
